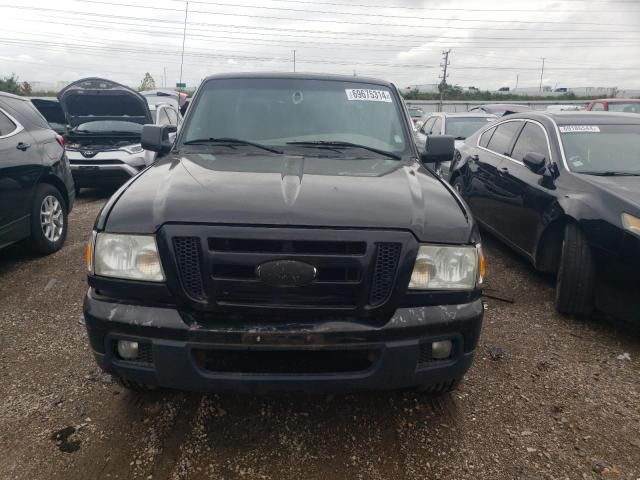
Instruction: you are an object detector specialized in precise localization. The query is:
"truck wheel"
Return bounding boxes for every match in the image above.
[416,377,461,394]
[555,223,596,315]
[24,184,68,255]
[116,376,158,392]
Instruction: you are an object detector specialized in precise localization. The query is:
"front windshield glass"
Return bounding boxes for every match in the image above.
[181,78,410,155]
[560,124,640,174]
[445,117,494,139]
[74,120,142,134]
[607,103,640,113]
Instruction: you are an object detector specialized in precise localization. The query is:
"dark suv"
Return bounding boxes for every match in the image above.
[0,92,74,254]
[83,73,485,393]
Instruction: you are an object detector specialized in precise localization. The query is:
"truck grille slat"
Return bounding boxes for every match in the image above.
[173,237,205,300]
[370,243,402,306]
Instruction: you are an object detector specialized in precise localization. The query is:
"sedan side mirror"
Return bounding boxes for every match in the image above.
[522,152,547,174]
[141,124,177,154]
[421,135,454,164]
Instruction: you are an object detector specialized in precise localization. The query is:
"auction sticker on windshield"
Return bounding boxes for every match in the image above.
[345,89,392,102]
[559,125,600,133]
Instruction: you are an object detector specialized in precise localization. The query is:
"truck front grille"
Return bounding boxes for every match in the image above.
[166,226,410,313]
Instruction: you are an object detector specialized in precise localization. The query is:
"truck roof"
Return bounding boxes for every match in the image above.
[201,72,394,88]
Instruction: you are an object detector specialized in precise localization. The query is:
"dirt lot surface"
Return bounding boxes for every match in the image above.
[1,193,639,480]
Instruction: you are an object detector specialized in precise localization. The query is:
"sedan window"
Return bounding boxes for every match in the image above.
[608,103,640,113]
[479,126,496,148]
[486,121,523,156]
[560,124,640,174]
[511,122,551,162]
[0,109,17,136]
[432,117,442,135]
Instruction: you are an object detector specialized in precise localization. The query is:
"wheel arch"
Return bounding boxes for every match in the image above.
[38,174,69,210]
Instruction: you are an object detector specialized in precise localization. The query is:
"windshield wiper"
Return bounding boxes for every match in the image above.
[286,141,401,160]
[182,137,283,154]
[579,170,640,176]
[454,136,466,141]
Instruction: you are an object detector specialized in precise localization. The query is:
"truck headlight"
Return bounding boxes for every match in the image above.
[622,213,640,236]
[409,244,483,290]
[93,233,164,282]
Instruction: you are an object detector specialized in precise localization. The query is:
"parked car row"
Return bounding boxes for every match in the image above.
[0,78,183,256]
[416,103,640,322]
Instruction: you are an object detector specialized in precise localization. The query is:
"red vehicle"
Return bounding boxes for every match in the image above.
[586,98,640,113]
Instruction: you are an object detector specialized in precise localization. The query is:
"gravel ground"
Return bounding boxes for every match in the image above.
[0,193,639,480]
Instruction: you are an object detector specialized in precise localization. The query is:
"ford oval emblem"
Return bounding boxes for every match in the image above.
[256,260,317,288]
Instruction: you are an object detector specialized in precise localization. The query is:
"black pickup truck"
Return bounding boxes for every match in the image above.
[83,73,485,393]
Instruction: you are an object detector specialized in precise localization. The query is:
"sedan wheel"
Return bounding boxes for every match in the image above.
[24,184,68,255]
[40,195,64,243]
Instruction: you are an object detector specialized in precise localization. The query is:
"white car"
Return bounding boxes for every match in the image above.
[58,78,180,193]
[414,112,496,179]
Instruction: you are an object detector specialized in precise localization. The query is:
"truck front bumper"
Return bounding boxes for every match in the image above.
[83,290,484,393]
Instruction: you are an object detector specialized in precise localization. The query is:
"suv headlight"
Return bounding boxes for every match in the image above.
[622,213,640,236]
[122,144,144,155]
[90,233,164,282]
[409,244,484,290]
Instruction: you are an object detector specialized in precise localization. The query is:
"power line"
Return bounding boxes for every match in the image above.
[181,0,640,12]
[3,37,640,71]
[3,3,638,33]
[67,0,640,27]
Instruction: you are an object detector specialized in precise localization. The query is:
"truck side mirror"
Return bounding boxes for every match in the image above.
[420,135,454,164]
[141,125,177,154]
[522,152,547,174]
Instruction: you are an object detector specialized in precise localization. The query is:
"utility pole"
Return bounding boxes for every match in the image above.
[515,74,519,91]
[179,1,189,88]
[293,49,296,72]
[438,49,451,112]
[539,57,545,92]
[163,67,167,88]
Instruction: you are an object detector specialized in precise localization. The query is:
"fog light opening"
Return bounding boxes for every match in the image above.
[117,340,139,360]
[431,340,453,360]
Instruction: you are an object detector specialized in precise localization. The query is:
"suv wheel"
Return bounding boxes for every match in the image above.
[555,223,596,315]
[24,184,68,255]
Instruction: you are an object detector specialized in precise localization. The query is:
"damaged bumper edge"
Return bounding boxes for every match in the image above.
[83,290,484,393]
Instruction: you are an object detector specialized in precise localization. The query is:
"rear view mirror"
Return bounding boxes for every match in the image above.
[141,125,177,154]
[523,152,547,174]
[420,135,454,164]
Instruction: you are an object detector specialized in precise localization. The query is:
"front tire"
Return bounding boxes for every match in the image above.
[24,184,68,255]
[555,223,596,315]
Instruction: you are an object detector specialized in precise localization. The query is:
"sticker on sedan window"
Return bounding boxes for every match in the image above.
[559,125,600,133]
[345,89,392,102]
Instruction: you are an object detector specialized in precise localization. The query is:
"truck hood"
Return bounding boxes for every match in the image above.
[101,153,474,244]
[57,77,152,127]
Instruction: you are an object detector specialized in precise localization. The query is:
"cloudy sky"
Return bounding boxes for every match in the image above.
[0,0,638,91]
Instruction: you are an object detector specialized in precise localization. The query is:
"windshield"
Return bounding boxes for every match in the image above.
[560,124,640,174]
[607,102,640,113]
[445,117,494,139]
[181,78,410,156]
[73,120,143,134]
